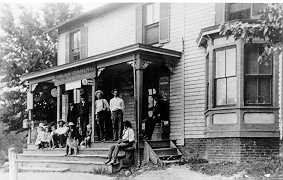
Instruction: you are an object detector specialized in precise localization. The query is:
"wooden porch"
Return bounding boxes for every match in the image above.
[21,43,182,171]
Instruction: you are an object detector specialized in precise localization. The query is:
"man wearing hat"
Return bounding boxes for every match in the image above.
[53,119,68,148]
[79,97,89,139]
[109,89,125,141]
[95,90,110,141]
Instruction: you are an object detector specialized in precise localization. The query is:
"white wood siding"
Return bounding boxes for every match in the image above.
[183,4,215,139]
[162,4,185,145]
[87,5,137,56]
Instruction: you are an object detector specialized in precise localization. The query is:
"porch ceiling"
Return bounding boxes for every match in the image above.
[21,43,182,84]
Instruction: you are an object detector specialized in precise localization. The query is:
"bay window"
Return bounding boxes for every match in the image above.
[244,44,273,105]
[215,46,237,106]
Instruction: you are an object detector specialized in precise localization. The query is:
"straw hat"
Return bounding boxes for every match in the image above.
[39,123,45,128]
[68,122,75,126]
[95,90,104,96]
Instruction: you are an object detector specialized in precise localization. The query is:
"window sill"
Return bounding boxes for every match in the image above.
[205,106,279,114]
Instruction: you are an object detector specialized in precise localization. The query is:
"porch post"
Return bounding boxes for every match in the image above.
[134,54,144,166]
[27,84,33,145]
[91,75,98,142]
[56,85,62,123]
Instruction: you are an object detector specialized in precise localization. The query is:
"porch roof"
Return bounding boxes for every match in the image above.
[21,43,182,83]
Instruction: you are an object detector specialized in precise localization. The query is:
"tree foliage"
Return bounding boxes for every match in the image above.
[220,4,283,51]
[0,3,82,131]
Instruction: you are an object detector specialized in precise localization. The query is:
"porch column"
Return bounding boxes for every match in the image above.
[91,76,98,142]
[56,85,62,123]
[27,84,33,145]
[133,54,150,166]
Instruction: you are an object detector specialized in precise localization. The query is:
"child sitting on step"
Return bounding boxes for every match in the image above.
[80,124,92,148]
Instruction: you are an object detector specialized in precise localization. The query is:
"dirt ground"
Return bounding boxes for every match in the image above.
[0,166,239,180]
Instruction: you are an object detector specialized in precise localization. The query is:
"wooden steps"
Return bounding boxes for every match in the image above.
[144,140,183,165]
[18,142,122,174]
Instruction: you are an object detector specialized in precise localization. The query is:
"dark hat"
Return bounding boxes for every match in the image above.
[112,89,119,94]
[95,90,104,96]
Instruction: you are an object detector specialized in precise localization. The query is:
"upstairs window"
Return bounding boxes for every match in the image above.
[70,30,81,61]
[226,3,267,21]
[140,3,170,45]
[244,44,273,105]
[144,3,160,45]
[214,46,237,106]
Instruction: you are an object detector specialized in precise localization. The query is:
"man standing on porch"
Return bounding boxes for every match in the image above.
[79,97,89,139]
[110,89,125,141]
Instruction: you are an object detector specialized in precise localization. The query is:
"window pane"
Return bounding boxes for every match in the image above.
[252,3,266,16]
[227,77,237,104]
[258,78,271,104]
[245,78,257,104]
[215,50,225,78]
[216,78,226,106]
[245,44,258,74]
[226,48,236,76]
[145,24,159,44]
[152,3,160,23]
[228,3,251,20]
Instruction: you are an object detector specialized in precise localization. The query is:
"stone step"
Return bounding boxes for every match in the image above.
[17,153,125,163]
[162,159,181,165]
[153,148,178,156]
[19,167,70,173]
[17,159,112,174]
[23,148,110,155]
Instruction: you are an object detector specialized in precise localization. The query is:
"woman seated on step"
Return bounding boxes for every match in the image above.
[104,121,135,165]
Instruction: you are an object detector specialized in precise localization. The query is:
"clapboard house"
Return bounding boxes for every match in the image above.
[18,3,282,173]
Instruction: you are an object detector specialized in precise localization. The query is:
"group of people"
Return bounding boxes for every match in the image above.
[35,89,135,161]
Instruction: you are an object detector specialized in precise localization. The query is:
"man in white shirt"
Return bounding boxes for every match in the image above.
[104,121,135,165]
[109,89,125,141]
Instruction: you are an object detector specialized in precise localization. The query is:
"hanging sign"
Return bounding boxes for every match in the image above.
[51,88,57,97]
[65,80,81,91]
[27,92,33,110]
[81,79,94,86]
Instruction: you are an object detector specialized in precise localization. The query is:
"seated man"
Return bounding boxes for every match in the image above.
[52,120,68,148]
[104,121,135,165]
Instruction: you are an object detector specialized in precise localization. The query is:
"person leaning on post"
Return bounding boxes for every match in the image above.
[104,120,135,165]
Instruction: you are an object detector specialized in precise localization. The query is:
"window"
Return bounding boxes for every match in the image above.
[226,3,266,21]
[70,30,81,61]
[144,3,160,45]
[214,47,237,106]
[244,44,273,105]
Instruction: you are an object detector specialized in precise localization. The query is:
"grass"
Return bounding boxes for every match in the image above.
[185,156,282,178]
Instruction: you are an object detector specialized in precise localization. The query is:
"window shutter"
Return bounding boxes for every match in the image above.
[136,5,143,43]
[215,3,226,25]
[80,26,88,59]
[65,33,70,63]
[159,3,170,44]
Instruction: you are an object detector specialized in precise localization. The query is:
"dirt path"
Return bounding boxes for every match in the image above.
[0,166,237,180]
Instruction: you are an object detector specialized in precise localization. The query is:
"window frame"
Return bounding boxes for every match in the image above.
[144,3,160,45]
[244,43,273,106]
[225,3,266,22]
[70,29,81,62]
[213,45,237,107]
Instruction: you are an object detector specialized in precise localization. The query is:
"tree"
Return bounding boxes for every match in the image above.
[0,3,82,131]
[220,4,283,61]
